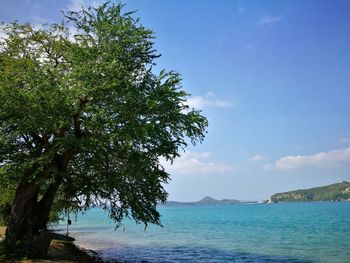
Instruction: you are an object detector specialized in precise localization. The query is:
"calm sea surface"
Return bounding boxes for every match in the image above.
[54,202,350,263]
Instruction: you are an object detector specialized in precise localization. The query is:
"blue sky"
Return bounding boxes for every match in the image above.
[1,0,350,201]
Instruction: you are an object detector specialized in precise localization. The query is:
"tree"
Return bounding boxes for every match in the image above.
[0,2,207,258]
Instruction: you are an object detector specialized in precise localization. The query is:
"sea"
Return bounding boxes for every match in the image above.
[53,202,350,263]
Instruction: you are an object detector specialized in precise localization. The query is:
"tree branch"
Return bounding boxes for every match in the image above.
[73,96,92,138]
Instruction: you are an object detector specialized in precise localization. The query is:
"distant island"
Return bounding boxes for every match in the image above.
[165,196,242,205]
[165,181,350,205]
[270,181,350,203]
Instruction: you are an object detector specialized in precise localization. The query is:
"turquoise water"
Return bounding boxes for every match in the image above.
[54,202,350,262]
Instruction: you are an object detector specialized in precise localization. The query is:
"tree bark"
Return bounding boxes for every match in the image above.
[5,150,73,258]
[5,177,62,258]
[5,181,39,250]
[32,180,62,231]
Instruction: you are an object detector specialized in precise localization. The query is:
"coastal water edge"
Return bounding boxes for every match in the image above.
[53,202,350,263]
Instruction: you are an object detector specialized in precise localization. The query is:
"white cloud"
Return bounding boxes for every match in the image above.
[0,30,6,43]
[186,93,234,110]
[248,155,267,161]
[258,15,282,26]
[161,151,234,175]
[263,147,350,171]
[0,23,11,44]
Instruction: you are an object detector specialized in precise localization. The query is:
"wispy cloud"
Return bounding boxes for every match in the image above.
[340,138,350,144]
[186,93,234,110]
[161,151,234,175]
[258,15,282,26]
[263,147,350,171]
[66,0,103,12]
[248,155,267,161]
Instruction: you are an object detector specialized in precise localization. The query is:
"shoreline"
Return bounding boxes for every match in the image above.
[0,227,104,263]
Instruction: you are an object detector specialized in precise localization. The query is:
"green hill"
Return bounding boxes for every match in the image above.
[165,196,240,205]
[270,181,350,203]
[197,196,240,204]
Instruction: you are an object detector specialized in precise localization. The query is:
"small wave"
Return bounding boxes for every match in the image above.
[99,246,318,263]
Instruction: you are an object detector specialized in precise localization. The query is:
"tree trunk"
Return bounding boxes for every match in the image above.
[5,181,39,250]
[5,179,61,258]
[32,180,62,231]
[5,152,71,258]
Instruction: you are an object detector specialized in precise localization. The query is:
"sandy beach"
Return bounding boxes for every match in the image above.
[0,227,103,263]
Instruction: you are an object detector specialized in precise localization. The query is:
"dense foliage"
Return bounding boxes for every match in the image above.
[270,181,350,202]
[0,2,207,256]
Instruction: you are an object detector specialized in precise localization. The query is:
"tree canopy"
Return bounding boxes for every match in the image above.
[0,2,207,257]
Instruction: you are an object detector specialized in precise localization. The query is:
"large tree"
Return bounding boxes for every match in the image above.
[0,2,207,258]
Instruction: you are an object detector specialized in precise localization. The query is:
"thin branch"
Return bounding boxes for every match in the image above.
[73,96,92,138]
